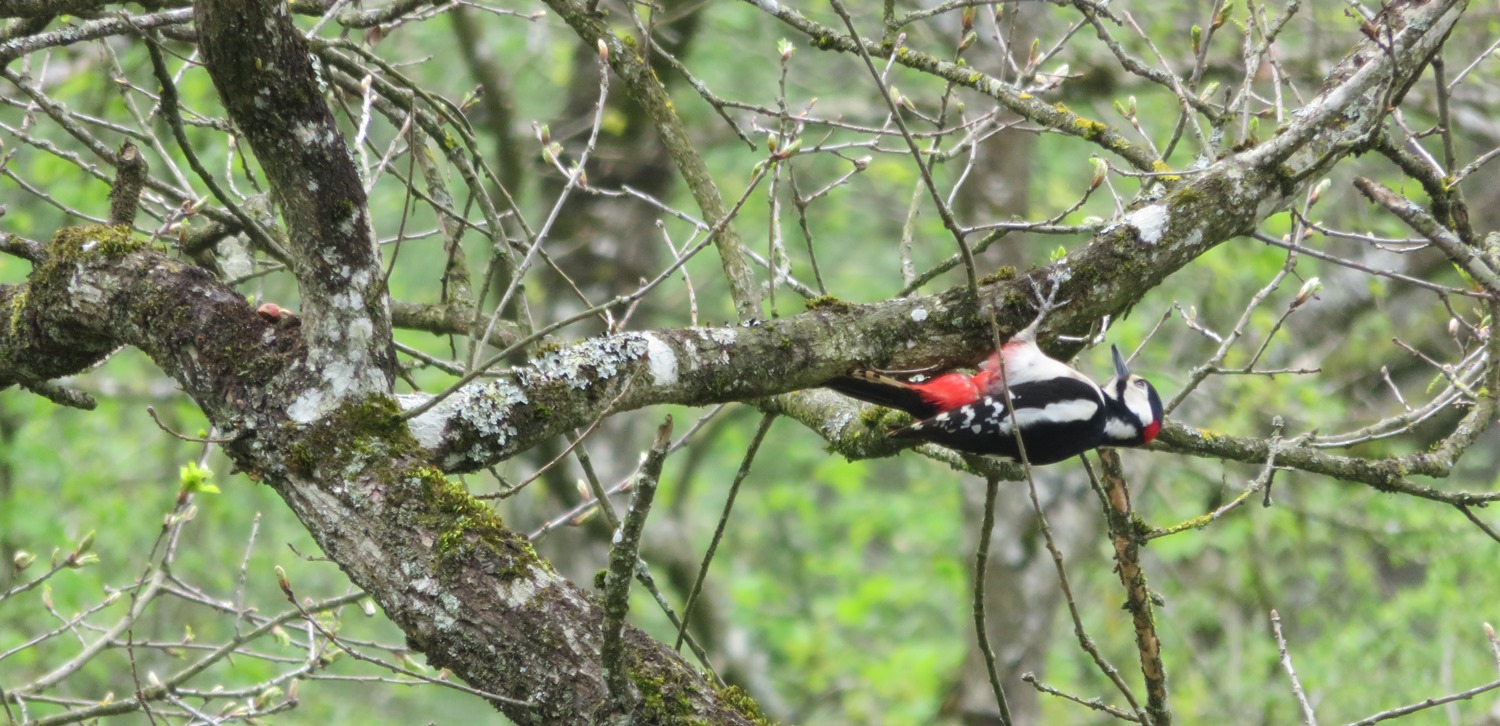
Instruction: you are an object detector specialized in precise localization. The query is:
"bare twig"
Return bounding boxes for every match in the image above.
[1021,673,1142,722]
[675,413,775,650]
[1270,610,1318,725]
[1345,676,1500,725]
[972,474,1016,726]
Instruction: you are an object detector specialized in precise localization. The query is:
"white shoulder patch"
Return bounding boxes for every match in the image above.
[1011,399,1100,428]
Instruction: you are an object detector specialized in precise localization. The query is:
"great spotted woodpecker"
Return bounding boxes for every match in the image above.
[827,329,1164,465]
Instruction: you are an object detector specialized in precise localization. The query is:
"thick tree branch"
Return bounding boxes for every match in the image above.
[0,1,1475,724]
[194,0,395,413]
[399,0,1466,475]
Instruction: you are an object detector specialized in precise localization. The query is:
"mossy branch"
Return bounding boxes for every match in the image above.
[106,141,148,228]
[601,417,673,718]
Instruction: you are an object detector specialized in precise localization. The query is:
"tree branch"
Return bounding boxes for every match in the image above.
[0,1,1475,723]
[194,0,395,410]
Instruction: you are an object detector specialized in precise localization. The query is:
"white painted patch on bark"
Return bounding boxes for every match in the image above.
[641,333,678,386]
[1124,205,1169,244]
[399,394,447,450]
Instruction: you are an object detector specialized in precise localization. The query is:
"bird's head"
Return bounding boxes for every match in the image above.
[1101,345,1164,447]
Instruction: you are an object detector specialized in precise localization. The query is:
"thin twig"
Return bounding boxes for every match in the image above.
[1455,504,1500,546]
[1024,451,1144,716]
[1345,676,1500,725]
[972,474,1016,726]
[1021,673,1142,722]
[1270,610,1318,725]
[674,413,775,650]
[146,407,236,444]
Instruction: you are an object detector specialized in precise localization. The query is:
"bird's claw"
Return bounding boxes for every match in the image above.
[1016,276,1070,339]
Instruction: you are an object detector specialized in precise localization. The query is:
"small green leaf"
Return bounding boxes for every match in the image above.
[179,461,219,495]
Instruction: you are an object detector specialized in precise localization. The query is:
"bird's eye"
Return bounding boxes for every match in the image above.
[1134,379,1147,388]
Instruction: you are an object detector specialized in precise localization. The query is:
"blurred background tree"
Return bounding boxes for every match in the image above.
[3,0,1499,723]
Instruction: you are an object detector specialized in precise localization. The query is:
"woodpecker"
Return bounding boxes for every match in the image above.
[827,334,1163,465]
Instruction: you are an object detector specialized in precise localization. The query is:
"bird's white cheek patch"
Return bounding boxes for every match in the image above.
[1129,397,1156,425]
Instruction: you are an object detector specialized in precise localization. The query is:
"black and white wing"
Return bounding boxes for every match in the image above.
[890,377,1107,465]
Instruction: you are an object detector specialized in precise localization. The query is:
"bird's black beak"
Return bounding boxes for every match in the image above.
[1112,344,1131,379]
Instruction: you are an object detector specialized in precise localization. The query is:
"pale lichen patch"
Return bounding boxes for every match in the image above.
[288,388,327,423]
[696,327,738,346]
[292,121,324,148]
[523,334,647,390]
[497,577,536,608]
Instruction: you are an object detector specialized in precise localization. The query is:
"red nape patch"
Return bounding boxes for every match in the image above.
[911,373,981,412]
[1142,420,1162,444]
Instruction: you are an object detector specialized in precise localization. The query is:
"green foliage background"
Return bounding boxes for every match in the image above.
[4,1,1500,724]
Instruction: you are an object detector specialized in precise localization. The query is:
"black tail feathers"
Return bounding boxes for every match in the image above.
[825,370,941,419]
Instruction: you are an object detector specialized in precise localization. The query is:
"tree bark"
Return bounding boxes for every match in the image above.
[0,0,1475,722]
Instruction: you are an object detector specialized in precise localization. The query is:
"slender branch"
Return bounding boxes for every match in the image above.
[1029,454,1146,717]
[550,0,764,319]
[143,37,282,259]
[1346,676,1500,726]
[601,416,673,714]
[1354,177,1500,293]
[1095,451,1169,724]
[14,567,165,695]
[743,0,1160,172]
[972,474,1015,726]
[1456,504,1500,546]
[1021,673,1142,723]
[1271,610,1319,725]
[675,413,775,650]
